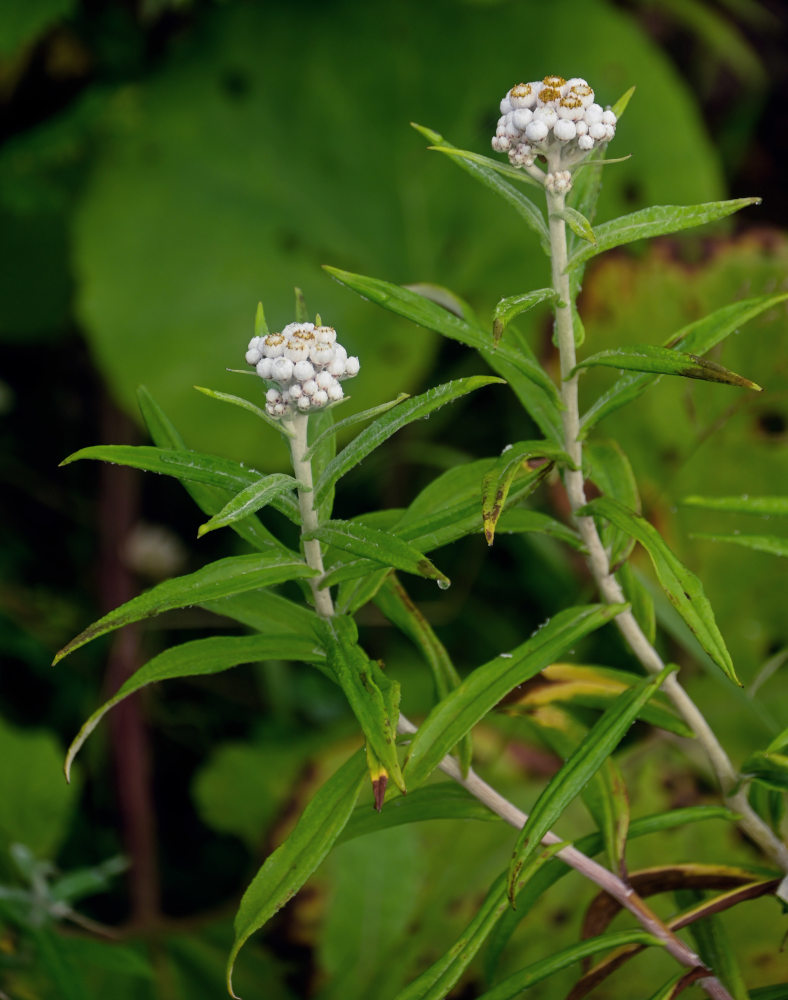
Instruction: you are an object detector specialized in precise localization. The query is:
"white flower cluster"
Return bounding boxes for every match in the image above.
[245,322,359,417]
[492,76,617,170]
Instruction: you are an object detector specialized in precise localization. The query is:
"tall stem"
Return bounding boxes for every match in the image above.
[288,412,335,619]
[546,187,788,878]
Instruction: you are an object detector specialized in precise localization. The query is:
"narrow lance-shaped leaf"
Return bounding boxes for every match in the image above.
[403,603,625,788]
[505,662,690,737]
[583,440,640,567]
[60,444,301,524]
[374,574,472,775]
[556,205,596,245]
[580,496,739,684]
[527,706,630,879]
[314,376,505,505]
[566,198,761,270]
[325,264,564,442]
[254,300,269,336]
[324,266,559,402]
[340,783,497,843]
[317,615,405,793]
[193,385,292,438]
[482,440,570,545]
[197,473,300,538]
[507,664,675,901]
[572,344,761,391]
[741,749,788,791]
[691,533,788,558]
[305,519,450,588]
[391,873,511,1000]
[411,122,549,251]
[304,394,410,460]
[475,931,663,1000]
[53,553,317,664]
[683,495,788,516]
[579,292,788,438]
[675,888,750,1000]
[492,288,556,346]
[65,635,325,781]
[227,750,367,998]
[136,386,285,553]
[483,806,738,982]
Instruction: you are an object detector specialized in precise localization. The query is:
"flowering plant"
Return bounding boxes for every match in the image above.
[59,76,788,999]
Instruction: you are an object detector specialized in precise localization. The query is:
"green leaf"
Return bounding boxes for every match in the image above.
[524,707,630,878]
[0,716,78,856]
[683,495,788,516]
[483,805,739,981]
[197,473,300,538]
[475,930,663,1000]
[618,560,657,645]
[676,887,750,1000]
[482,441,569,545]
[304,394,409,460]
[307,519,450,587]
[691,533,788,558]
[391,872,511,1000]
[505,662,690,737]
[583,440,640,566]
[306,402,338,524]
[579,497,739,684]
[494,508,584,549]
[324,266,559,404]
[611,85,636,119]
[65,634,324,781]
[566,198,761,270]
[374,575,472,774]
[411,124,549,250]
[492,288,556,345]
[201,588,321,637]
[314,376,504,505]
[54,553,317,664]
[60,443,302,525]
[317,615,404,793]
[254,300,269,336]
[579,292,788,437]
[403,603,625,788]
[193,385,292,438]
[340,783,498,842]
[556,205,596,245]
[573,344,762,391]
[137,386,284,554]
[506,664,675,900]
[741,750,788,791]
[227,749,367,997]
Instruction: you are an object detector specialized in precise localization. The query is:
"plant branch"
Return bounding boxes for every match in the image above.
[396,715,733,1000]
[545,184,788,881]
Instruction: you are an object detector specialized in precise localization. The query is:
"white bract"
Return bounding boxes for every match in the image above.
[492,75,617,182]
[246,322,359,418]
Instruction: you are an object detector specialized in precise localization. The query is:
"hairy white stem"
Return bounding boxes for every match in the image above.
[288,412,335,619]
[545,185,788,878]
[397,715,731,999]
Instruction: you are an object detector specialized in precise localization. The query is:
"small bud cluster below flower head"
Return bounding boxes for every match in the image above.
[492,76,617,172]
[245,322,359,418]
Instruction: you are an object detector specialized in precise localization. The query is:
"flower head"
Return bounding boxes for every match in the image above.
[492,75,617,180]
[246,322,359,418]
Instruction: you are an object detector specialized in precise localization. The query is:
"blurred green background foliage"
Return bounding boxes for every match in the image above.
[2,0,787,997]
